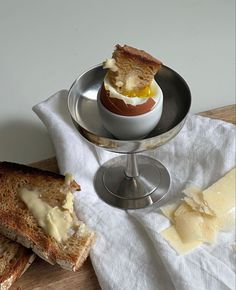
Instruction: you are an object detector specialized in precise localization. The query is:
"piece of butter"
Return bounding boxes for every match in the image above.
[62,191,74,212]
[202,168,235,215]
[103,58,118,72]
[46,206,73,242]
[115,80,124,88]
[19,188,75,243]
[125,74,139,91]
[161,226,202,255]
[77,223,88,238]
[64,173,74,186]
[19,189,51,229]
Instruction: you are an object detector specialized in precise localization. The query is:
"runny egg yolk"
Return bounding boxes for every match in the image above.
[121,85,157,98]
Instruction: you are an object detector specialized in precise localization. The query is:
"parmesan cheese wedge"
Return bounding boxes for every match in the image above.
[202,168,236,215]
[160,167,235,254]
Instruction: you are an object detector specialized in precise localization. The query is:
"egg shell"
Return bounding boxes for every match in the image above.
[99,83,156,116]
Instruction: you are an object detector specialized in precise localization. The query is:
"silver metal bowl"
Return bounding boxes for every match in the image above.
[68,64,191,209]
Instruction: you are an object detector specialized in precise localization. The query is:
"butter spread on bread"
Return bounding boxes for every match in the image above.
[0,162,95,272]
[19,188,80,243]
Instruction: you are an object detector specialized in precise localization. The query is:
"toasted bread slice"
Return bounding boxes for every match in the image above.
[0,162,95,272]
[107,44,162,91]
[0,234,35,290]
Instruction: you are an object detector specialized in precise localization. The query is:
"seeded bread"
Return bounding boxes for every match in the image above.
[0,162,95,272]
[108,44,162,91]
[0,234,35,290]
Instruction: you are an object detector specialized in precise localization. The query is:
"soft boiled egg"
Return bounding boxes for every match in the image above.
[100,74,161,116]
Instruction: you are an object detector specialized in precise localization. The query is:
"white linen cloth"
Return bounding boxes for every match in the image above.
[33,90,236,290]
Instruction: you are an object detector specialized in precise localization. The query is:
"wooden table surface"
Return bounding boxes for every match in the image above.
[12,104,236,290]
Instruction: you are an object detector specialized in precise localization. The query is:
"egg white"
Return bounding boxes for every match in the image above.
[104,75,160,106]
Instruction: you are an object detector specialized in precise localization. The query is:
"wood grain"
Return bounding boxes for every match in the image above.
[198,104,236,125]
[11,105,235,290]
[12,258,99,290]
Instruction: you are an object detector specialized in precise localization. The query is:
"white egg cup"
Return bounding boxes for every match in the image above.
[97,85,163,140]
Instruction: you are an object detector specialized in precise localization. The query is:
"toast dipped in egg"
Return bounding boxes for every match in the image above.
[101,44,162,116]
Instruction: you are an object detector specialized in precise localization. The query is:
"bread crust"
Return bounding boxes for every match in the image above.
[0,162,95,272]
[0,235,35,290]
[0,161,80,190]
[115,44,162,67]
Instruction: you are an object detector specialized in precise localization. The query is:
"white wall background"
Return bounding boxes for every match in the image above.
[0,0,235,163]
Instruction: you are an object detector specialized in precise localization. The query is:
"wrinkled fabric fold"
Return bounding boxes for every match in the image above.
[33,90,236,290]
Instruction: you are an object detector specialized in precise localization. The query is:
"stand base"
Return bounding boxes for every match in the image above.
[94,155,171,209]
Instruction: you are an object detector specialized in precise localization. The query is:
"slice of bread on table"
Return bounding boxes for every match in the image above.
[0,161,95,272]
[0,234,35,290]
